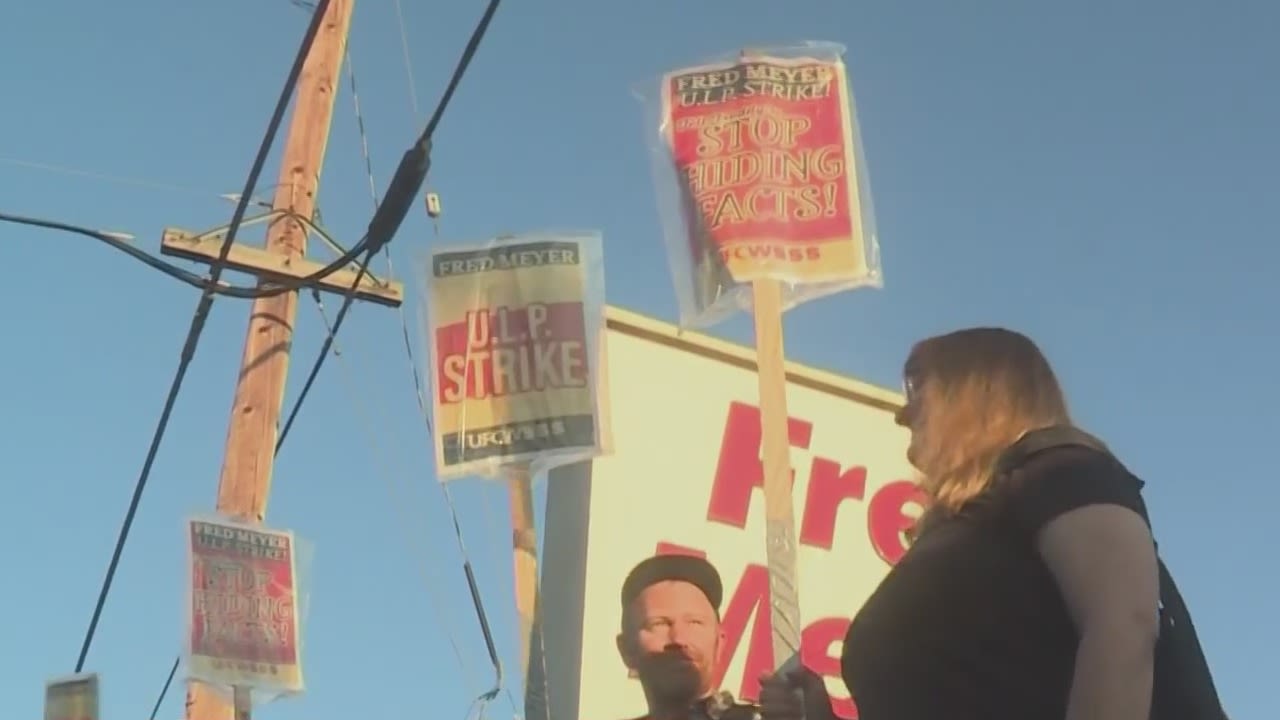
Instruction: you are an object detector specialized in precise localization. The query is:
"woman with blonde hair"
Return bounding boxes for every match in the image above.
[761,327,1224,720]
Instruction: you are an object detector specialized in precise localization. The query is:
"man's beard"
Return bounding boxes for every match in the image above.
[636,648,707,708]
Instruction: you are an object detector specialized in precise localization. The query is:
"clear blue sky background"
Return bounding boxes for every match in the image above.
[2,1,1274,718]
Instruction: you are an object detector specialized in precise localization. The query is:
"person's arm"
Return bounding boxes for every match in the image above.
[1037,503,1160,720]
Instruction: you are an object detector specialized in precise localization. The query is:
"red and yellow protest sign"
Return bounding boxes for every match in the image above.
[426,232,608,479]
[186,517,303,695]
[661,52,871,288]
[44,673,99,720]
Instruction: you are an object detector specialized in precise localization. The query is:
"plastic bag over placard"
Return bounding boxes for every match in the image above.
[636,42,883,328]
[183,515,311,707]
[421,230,612,480]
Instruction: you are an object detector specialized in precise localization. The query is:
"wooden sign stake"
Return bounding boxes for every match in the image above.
[506,463,546,719]
[750,278,804,670]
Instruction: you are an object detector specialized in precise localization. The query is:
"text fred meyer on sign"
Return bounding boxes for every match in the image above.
[428,238,605,476]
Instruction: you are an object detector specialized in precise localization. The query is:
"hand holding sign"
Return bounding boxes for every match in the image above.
[759,666,836,720]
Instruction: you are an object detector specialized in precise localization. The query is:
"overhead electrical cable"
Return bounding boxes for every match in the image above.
[276,0,513,715]
[370,0,514,712]
[385,0,515,714]
[0,156,221,199]
[72,0,336,674]
[277,0,504,450]
[309,292,479,687]
[391,0,423,118]
[146,0,506,715]
[141,258,375,720]
[0,210,367,300]
[147,659,179,720]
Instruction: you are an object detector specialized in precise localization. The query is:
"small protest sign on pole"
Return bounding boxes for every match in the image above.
[423,230,612,720]
[637,41,883,683]
[184,516,307,718]
[44,673,99,720]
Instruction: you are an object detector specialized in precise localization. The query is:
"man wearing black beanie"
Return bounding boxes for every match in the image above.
[614,553,761,720]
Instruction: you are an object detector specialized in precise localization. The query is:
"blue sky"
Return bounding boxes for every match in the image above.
[2,1,1274,718]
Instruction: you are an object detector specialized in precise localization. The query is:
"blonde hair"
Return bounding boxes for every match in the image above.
[905,327,1071,523]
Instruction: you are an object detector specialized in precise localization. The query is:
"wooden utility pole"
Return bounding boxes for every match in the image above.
[169,1,402,718]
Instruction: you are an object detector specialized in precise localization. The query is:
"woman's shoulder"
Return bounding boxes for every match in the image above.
[1001,443,1150,535]
[1017,442,1138,483]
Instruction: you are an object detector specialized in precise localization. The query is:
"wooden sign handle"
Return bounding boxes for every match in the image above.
[750,278,804,670]
[506,464,544,716]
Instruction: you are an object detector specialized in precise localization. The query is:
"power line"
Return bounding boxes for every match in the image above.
[342,34,517,713]
[383,1,514,713]
[142,256,374,720]
[74,0,336,674]
[148,658,180,720]
[420,0,501,143]
[278,0,504,450]
[337,34,431,448]
[145,0,506,715]
[0,156,221,199]
[342,49,381,213]
[277,246,377,448]
[391,0,422,118]
[0,210,363,300]
[140,247,373,720]
[307,292,479,689]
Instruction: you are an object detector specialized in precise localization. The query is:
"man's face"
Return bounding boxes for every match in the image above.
[617,580,722,707]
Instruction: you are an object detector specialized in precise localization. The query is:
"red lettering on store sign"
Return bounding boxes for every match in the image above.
[655,542,706,559]
[707,401,925,564]
[804,458,867,549]
[867,480,924,564]
[649,403,928,718]
[707,402,813,526]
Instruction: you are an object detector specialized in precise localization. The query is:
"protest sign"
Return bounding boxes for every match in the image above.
[639,42,882,327]
[185,516,304,700]
[424,231,610,480]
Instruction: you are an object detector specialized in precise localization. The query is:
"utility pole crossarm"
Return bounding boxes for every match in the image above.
[160,227,404,307]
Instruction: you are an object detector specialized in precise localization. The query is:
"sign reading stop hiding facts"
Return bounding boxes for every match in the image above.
[642,44,883,327]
